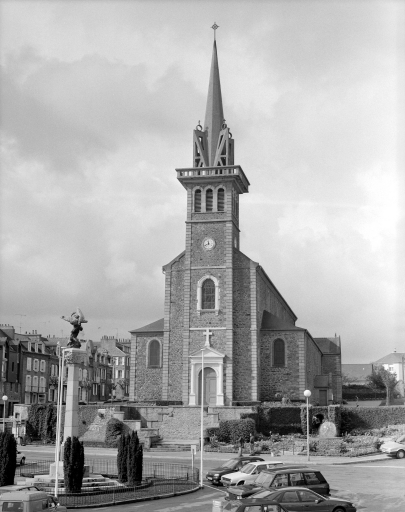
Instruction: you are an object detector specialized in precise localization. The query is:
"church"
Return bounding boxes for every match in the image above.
[129,36,342,408]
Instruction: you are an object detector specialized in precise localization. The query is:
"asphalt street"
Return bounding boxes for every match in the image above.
[18,445,405,512]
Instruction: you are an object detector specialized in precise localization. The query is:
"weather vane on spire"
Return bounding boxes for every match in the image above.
[211,22,219,40]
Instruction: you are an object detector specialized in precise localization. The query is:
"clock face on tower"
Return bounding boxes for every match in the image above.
[202,237,216,251]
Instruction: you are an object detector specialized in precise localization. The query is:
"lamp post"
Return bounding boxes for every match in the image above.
[2,395,8,433]
[54,346,66,498]
[304,390,311,462]
[200,348,204,489]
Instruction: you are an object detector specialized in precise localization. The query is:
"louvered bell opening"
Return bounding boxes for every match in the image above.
[206,189,213,211]
[218,188,225,211]
[194,189,202,212]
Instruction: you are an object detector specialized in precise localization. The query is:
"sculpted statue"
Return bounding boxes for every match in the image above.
[61,308,88,348]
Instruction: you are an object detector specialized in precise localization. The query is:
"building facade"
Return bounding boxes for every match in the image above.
[129,39,342,407]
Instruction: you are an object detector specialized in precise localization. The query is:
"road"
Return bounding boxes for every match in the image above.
[20,446,405,511]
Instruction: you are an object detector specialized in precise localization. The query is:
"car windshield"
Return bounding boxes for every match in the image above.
[2,502,24,511]
[223,501,240,511]
[221,460,239,469]
[240,463,256,474]
[254,472,273,485]
[251,489,274,499]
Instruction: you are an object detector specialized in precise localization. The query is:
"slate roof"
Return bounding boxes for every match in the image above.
[260,311,304,331]
[313,337,341,354]
[130,318,164,334]
[373,352,405,365]
[341,363,373,382]
[92,341,126,357]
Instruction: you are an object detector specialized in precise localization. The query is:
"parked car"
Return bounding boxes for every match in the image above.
[17,451,26,466]
[206,456,265,486]
[214,497,288,512]
[0,491,67,512]
[0,486,40,497]
[221,461,285,487]
[380,433,405,459]
[241,487,356,512]
[227,467,330,499]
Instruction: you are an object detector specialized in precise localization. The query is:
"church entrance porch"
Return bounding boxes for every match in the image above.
[198,367,217,405]
[189,346,225,406]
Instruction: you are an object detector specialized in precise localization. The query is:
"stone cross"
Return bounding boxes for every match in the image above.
[204,328,213,347]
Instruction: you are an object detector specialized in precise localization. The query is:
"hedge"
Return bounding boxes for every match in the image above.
[340,406,405,433]
[217,419,255,443]
[241,406,302,435]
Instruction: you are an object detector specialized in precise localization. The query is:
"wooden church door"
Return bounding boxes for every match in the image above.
[198,367,217,405]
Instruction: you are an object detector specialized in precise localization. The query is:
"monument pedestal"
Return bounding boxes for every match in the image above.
[63,347,88,441]
[49,462,90,478]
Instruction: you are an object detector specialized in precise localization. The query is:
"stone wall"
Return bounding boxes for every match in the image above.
[259,331,302,401]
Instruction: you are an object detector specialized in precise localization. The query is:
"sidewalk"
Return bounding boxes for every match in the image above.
[20,444,390,465]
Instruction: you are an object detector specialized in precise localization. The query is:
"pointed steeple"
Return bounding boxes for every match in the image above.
[204,40,224,166]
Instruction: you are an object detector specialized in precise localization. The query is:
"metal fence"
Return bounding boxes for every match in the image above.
[17,460,199,508]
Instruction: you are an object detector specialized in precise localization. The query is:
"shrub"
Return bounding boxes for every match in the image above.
[117,432,129,483]
[217,419,255,443]
[26,404,57,442]
[0,432,17,486]
[63,436,85,492]
[340,406,405,433]
[105,418,124,448]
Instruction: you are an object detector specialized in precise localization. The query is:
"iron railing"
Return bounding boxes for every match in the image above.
[17,459,199,507]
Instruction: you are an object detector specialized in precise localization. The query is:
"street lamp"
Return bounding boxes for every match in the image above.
[200,348,204,489]
[2,395,8,433]
[304,390,311,462]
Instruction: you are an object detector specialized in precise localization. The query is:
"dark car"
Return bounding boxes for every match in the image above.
[242,487,356,512]
[17,451,26,466]
[217,497,288,512]
[206,456,265,485]
[227,467,329,499]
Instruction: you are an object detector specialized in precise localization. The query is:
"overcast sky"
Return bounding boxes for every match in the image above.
[0,0,404,363]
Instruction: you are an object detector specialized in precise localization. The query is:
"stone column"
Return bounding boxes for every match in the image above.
[63,348,87,441]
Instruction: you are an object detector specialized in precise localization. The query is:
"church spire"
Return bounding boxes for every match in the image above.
[192,27,234,168]
[204,39,224,166]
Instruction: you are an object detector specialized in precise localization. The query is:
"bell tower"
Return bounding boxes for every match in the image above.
[175,29,250,405]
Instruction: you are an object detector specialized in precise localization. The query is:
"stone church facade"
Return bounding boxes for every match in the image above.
[129,39,342,407]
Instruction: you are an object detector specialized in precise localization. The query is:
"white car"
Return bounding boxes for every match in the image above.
[220,460,284,487]
[380,433,405,459]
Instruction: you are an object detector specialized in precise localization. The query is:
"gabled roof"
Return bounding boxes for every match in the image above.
[374,352,405,365]
[130,318,164,334]
[92,341,126,357]
[314,337,341,354]
[260,310,304,331]
[341,363,373,381]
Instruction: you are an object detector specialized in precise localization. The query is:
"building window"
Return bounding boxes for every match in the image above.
[33,359,39,372]
[194,189,202,212]
[25,375,31,391]
[273,339,285,367]
[39,376,46,392]
[40,360,46,372]
[217,188,225,211]
[202,279,215,309]
[197,275,220,314]
[92,384,98,395]
[148,340,161,368]
[206,189,213,211]
[24,393,31,405]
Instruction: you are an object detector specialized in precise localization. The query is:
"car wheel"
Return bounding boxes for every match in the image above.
[396,450,405,459]
[20,457,26,466]
[332,508,345,512]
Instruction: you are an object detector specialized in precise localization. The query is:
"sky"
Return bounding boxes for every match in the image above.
[0,0,404,363]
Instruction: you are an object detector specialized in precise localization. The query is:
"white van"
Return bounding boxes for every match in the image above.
[0,491,66,512]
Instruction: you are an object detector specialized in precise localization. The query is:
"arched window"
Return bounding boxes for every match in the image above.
[217,188,225,211]
[194,189,201,212]
[206,189,213,211]
[25,375,31,389]
[202,279,215,309]
[273,339,285,367]
[148,340,161,368]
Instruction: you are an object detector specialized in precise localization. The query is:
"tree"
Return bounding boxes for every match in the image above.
[127,431,139,486]
[366,365,398,406]
[117,432,129,483]
[63,436,85,492]
[342,373,359,387]
[0,432,17,486]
